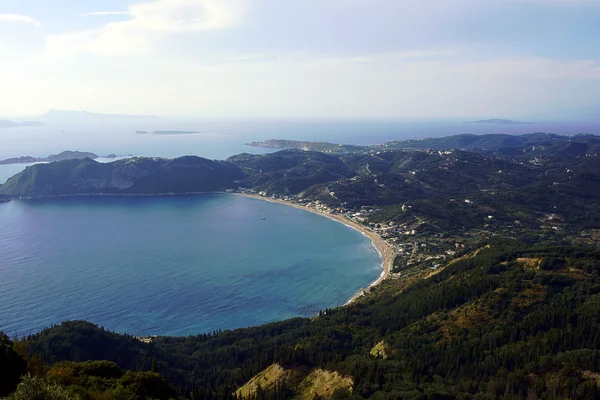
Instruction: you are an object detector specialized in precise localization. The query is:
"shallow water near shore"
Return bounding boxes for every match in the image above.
[0,193,381,336]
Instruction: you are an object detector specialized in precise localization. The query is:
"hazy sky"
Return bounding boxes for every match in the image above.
[1,0,599,118]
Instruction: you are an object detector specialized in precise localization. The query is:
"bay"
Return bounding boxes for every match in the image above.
[0,194,381,337]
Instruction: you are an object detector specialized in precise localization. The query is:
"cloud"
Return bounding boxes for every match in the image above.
[82,11,131,17]
[42,0,245,58]
[127,0,243,32]
[0,13,41,27]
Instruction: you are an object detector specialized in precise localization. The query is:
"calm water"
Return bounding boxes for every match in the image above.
[0,194,381,336]
[2,118,599,183]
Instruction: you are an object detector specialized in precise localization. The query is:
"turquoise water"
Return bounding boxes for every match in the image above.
[0,194,381,337]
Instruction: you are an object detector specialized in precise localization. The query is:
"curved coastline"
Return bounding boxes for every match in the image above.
[235,193,394,305]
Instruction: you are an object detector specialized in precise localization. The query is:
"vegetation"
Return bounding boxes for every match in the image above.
[2,133,600,398]
[246,133,600,158]
[0,151,100,165]
[0,156,245,198]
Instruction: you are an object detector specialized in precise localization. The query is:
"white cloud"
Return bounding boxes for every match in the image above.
[128,0,242,32]
[0,13,41,27]
[82,11,131,17]
[42,0,245,58]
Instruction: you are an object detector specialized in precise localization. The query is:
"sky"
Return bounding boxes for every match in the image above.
[0,0,599,118]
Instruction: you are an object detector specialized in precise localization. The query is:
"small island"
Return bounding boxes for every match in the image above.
[465,118,533,125]
[0,120,44,129]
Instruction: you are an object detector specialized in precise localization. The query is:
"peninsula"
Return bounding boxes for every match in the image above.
[248,132,595,157]
[0,150,118,165]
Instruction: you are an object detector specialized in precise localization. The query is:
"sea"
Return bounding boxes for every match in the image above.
[0,193,381,337]
[1,117,599,336]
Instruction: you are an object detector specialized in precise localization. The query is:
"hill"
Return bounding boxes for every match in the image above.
[247,133,600,158]
[0,156,245,198]
[229,150,355,194]
[0,151,100,165]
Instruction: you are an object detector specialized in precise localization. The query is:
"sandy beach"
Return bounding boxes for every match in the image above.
[236,193,395,304]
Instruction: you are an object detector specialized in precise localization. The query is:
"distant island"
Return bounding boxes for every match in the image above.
[40,109,158,120]
[137,130,200,135]
[0,120,44,129]
[465,118,533,125]
[0,150,122,165]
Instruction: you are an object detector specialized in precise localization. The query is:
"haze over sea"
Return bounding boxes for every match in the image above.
[2,117,600,183]
[1,117,599,337]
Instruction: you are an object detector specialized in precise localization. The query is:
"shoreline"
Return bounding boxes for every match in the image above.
[235,193,395,305]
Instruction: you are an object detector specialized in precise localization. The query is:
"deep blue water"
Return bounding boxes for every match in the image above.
[0,194,381,337]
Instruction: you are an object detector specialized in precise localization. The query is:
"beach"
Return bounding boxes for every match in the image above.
[236,193,395,304]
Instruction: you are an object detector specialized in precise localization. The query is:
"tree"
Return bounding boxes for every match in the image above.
[1,375,79,400]
[0,333,27,397]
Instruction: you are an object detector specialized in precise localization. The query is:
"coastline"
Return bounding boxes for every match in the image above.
[235,193,395,305]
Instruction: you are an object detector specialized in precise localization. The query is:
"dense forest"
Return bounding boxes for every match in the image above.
[2,133,600,399]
